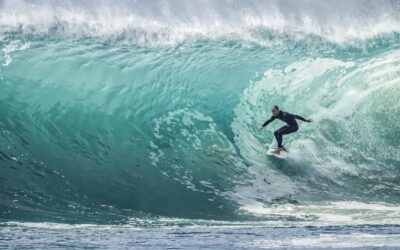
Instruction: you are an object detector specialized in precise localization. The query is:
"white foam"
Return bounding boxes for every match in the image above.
[1,0,400,45]
[240,201,400,226]
[7,201,400,229]
[2,40,30,66]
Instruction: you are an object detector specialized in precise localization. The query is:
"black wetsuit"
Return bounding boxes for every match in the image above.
[262,111,308,148]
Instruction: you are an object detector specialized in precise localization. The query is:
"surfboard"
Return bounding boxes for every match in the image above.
[266,148,288,159]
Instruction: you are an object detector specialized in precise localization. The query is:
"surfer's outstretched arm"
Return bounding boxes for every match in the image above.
[294,114,312,122]
[260,116,275,130]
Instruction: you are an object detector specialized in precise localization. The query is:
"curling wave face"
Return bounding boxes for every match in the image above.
[0,0,400,224]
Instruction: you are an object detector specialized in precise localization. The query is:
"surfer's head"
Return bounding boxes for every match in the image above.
[272,105,280,116]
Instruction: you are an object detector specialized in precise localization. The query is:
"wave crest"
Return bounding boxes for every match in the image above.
[1,0,400,45]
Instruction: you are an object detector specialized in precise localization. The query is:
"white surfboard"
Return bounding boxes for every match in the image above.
[266,148,288,159]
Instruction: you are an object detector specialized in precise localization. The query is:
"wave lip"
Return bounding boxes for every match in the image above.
[1,0,400,45]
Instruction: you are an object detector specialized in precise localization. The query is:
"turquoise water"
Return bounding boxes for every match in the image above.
[1,0,400,248]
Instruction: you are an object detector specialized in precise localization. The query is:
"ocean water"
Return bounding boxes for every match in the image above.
[1,0,400,249]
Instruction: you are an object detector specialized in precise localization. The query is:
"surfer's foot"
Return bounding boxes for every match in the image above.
[272,146,286,154]
[272,148,282,154]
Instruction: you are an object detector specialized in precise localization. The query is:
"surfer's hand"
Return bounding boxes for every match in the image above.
[306,119,313,122]
[259,126,264,130]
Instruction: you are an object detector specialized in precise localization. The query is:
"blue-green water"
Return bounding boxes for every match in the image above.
[1,0,400,248]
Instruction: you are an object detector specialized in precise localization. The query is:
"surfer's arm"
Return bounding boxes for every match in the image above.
[261,116,275,128]
[294,114,312,122]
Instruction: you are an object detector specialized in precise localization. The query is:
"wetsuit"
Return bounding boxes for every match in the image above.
[262,111,308,148]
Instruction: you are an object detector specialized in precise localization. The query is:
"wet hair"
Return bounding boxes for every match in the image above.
[273,105,279,110]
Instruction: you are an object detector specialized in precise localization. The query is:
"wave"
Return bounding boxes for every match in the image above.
[1,0,400,46]
[0,0,400,224]
[233,53,400,209]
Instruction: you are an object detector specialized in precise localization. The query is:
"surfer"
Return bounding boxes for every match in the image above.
[259,105,312,154]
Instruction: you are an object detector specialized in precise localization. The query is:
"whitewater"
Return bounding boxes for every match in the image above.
[1,0,400,248]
